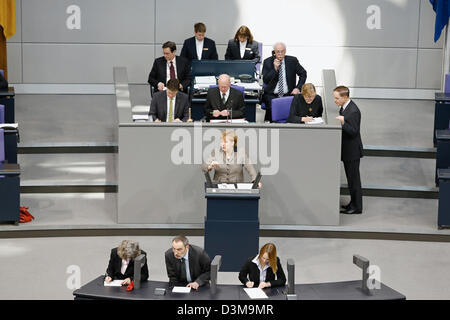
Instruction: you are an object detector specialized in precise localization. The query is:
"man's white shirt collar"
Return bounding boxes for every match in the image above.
[342,99,351,112]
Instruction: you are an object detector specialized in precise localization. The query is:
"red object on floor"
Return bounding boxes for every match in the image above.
[19,206,34,223]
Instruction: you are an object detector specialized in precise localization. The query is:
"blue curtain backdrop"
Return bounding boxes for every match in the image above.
[430,0,450,42]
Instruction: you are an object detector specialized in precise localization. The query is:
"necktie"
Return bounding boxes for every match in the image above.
[222,93,227,105]
[278,61,285,97]
[169,61,176,79]
[168,98,174,122]
[179,258,187,283]
[339,106,343,115]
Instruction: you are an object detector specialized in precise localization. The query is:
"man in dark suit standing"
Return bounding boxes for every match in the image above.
[148,41,192,94]
[180,22,218,61]
[262,42,307,122]
[165,235,211,289]
[149,79,191,122]
[334,86,363,214]
[204,74,245,122]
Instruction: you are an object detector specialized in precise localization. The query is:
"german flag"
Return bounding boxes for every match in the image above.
[0,0,16,39]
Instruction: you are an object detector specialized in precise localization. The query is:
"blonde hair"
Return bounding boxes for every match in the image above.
[259,243,278,273]
[301,83,316,97]
[221,130,237,147]
[117,240,141,260]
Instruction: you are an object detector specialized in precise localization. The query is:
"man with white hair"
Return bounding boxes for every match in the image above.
[262,42,307,122]
[204,74,245,122]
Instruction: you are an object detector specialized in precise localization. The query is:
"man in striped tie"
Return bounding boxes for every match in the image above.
[148,41,192,95]
[261,42,307,122]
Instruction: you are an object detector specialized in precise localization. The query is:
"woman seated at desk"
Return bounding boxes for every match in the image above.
[287,83,323,124]
[239,243,286,289]
[104,240,149,286]
[225,25,260,64]
[202,130,261,186]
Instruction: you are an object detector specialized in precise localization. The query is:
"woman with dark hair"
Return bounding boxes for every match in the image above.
[104,240,149,286]
[225,25,260,64]
[238,243,286,289]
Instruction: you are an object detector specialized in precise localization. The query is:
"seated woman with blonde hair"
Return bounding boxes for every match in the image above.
[239,242,286,289]
[104,240,149,286]
[287,83,323,123]
[201,130,261,187]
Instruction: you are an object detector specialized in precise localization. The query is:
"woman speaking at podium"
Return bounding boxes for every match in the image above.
[201,130,261,187]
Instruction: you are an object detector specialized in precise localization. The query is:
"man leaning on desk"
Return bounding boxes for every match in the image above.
[165,235,211,290]
[204,74,245,122]
[149,78,190,122]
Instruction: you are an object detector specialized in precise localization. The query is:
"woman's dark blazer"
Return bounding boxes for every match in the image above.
[224,40,260,64]
[238,256,286,287]
[287,94,323,123]
[105,248,149,281]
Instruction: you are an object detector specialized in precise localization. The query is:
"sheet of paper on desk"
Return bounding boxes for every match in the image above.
[209,119,247,124]
[195,76,216,84]
[307,117,324,124]
[133,114,149,121]
[244,288,268,299]
[218,183,236,190]
[235,82,262,90]
[172,286,191,293]
[104,280,123,287]
[237,183,253,190]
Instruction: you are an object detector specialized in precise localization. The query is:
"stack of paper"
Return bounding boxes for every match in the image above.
[0,123,18,129]
[209,119,247,124]
[195,76,217,84]
[133,114,149,121]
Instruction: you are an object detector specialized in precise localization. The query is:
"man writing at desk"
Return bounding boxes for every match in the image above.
[204,74,245,122]
[149,79,190,122]
[165,235,211,290]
